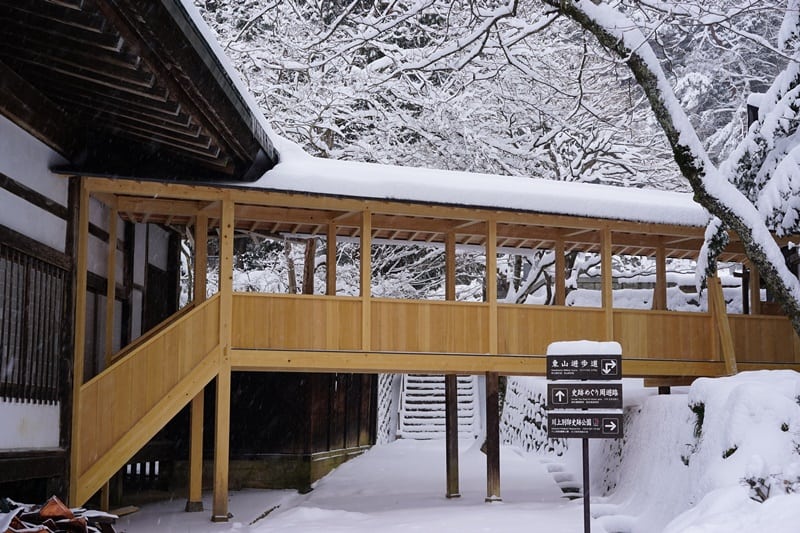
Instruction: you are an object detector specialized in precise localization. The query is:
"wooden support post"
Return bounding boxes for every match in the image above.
[653,239,667,311]
[104,202,118,369]
[361,210,372,351]
[601,227,614,339]
[445,232,456,302]
[748,263,761,315]
[212,199,234,522]
[487,219,497,355]
[327,223,337,296]
[444,374,460,498]
[186,213,207,513]
[554,234,566,306]
[708,276,738,375]
[444,232,460,498]
[485,371,501,502]
[68,179,89,506]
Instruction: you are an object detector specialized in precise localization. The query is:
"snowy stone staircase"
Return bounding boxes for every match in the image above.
[397,374,480,439]
[541,459,583,500]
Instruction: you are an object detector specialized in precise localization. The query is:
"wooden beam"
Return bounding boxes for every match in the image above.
[186,213,208,513]
[104,202,118,369]
[327,223,337,296]
[643,377,697,388]
[0,59,79,158]
[68,179,89,506]
[212,198,234,522]
[230,350,727,377]
[361,210,372,351]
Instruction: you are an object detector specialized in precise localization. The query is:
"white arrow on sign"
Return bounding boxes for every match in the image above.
[553,389,567,403]
[601,359,618,375]
[603,419,617,433]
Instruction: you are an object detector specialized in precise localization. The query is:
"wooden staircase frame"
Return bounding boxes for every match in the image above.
[67,176,800,518]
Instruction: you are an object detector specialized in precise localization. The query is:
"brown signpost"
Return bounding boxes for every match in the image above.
[546,351,623,533]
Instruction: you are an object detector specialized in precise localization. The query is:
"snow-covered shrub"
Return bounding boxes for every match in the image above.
[500,377,566,455]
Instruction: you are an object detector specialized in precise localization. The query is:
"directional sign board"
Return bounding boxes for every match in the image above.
[548,383,623,410]
[547,412,624,439]
[546,353,621,381]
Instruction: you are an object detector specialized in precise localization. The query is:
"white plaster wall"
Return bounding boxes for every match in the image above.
[0,115,68,206]
[0,115,69,252]
[0,399,60,449]
[147,225,170,271]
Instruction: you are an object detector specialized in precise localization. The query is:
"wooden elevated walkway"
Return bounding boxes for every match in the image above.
[67,176,800,517]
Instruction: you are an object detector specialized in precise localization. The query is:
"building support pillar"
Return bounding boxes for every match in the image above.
[485,371,501,502]
[485,220,500,502]
[68,178,89,506]
[444,232,460,498]
[186,213,208,513]
[212,199,234,522]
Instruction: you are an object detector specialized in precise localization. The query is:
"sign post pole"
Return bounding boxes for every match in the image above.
[583,437,590,533]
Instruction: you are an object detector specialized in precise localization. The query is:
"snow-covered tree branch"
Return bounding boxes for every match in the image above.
[542,0,800,334]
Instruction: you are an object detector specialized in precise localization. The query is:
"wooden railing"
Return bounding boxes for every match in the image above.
[229,292,800,376]
[499,305,606,355]
[73,295,221,505]
[613,309,715,361]
[233,293,362,350]
[729,314,800,365]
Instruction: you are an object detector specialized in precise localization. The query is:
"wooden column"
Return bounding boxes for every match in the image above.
[68,179,89,506]
[361,210,372,351]
[327,222,337,296]
[554,234,566,306]
[444,232,460,498]
[601,227,614,339]
[100,203,116,519]
[186,213,208,513]
[708,276,738,375]
[485,219,500,502]
[487,219,498,355]
[104,202,118,369]
[653,239,667,311]
[212,200,234,522]
[485,371,501,502]
[748,263,761,315]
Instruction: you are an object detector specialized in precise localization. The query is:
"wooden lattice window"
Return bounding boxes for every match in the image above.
[0,245,67,404]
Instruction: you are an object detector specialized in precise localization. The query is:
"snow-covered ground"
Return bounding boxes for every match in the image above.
[118,371,800,533]
[118,440,586,532]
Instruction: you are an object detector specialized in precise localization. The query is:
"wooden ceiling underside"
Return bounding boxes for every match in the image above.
[109,194,748,262]
[0,0,277,181]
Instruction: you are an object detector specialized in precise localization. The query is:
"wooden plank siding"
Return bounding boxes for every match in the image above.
[228,292,800,375]
[232,293,362,351]
[729,315,800,364]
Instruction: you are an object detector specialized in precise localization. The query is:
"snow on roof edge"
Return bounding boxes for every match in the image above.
[252,156,710,228]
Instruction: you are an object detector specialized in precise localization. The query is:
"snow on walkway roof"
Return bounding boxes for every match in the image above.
[251,150,710,228]
[181,0,709,229]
